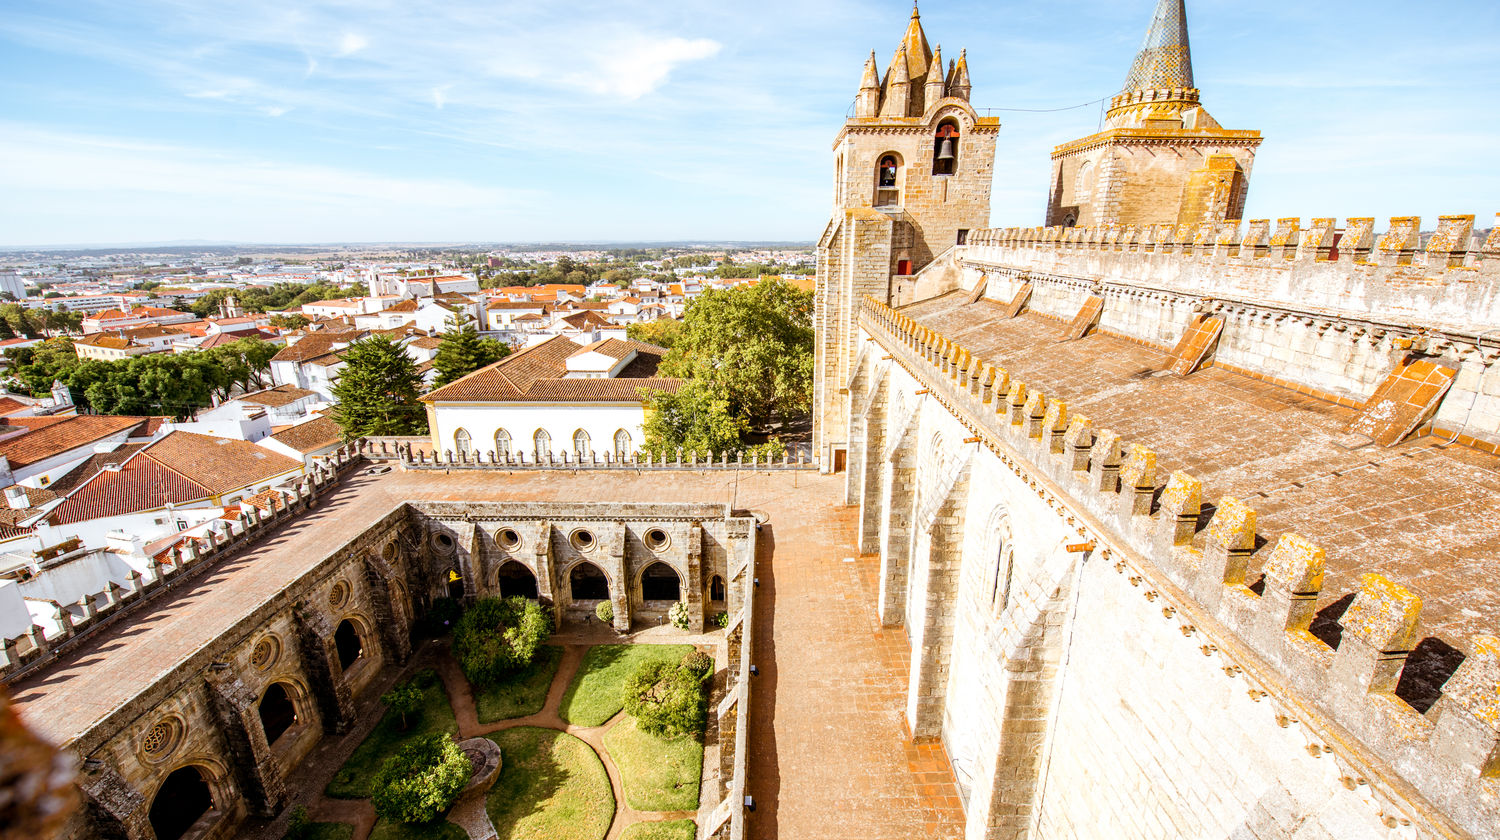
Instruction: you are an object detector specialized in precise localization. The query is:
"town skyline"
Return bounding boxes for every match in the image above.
[3,0,1498,246]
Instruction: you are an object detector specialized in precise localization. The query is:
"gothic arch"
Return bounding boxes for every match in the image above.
[496,560,539,599]
[333,617,368,671]
[148,763,221,840]
[494,428,512,457]
[875,151,904,208]
[257,680,304,746]
[567,560,610,602]
[638,561,682,602]
[533,428,552,457]
[454,428,472,456]
[983,507,1015,618]
[573,429,591,459]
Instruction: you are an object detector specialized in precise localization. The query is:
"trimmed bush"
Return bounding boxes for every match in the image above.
[370,734,472,824]
[622,660,706,738]
[668,601,689,630]
[381,680,425,730]
[595,600,614,624]
[712,611,729,629]
[453,597,551,687]
[680,650,713,677]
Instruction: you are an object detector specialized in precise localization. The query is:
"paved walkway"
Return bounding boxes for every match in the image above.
[747,484,965,840]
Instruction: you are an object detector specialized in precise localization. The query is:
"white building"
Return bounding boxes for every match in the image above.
[423,335,680,462]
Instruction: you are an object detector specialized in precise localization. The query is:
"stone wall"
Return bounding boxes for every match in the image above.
[842,300,1500,840]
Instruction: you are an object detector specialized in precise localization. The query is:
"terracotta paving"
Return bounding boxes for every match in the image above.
[14,468,963,839]
[746,486,965,839]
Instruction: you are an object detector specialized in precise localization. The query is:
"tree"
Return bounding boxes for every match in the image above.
[381,680,424,731]
[269,313,310,330]
[330,336,428,438]
[626,318,685,350]
[369,734,471,824]
[451,597,551,687]
[640,380,746,457]
[658,278,813,429]
[622,659,708,739]
[432,323,509,387]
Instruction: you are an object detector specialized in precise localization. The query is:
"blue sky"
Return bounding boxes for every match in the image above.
[2,0,1497,247]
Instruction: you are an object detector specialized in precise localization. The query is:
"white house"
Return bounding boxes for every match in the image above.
[423,335,680,462]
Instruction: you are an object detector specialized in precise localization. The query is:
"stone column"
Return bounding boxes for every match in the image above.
[77,761,151,840]
[857,374,889,554]
[904,467,972,738]
[877,428,918,626]
[203,668,289,816]
[363,552,413,666]
[684,522,705,632]
[293,604,355,734]
[606,522,631,633]
[531,521,560,630]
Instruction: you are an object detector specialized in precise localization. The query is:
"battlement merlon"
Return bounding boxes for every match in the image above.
[854,296,1500,837]
[962,214,1500,333]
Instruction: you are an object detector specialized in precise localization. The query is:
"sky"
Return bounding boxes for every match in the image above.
[2,0,1498,247]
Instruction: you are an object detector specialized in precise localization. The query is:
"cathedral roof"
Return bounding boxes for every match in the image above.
[1122,0,1194,92]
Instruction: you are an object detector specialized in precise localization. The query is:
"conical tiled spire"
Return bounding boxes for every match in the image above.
[1121,0,1194,92]
[925,44,947,105]
[948,49,971,101]
[856,51,881,118]
[891,2,932,89]
[859,51,881,91]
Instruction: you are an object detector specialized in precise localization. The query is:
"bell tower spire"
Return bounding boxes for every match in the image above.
[1122,0,1194,93]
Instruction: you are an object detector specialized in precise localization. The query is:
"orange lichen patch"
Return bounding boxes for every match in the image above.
[1441,635,1500,728]
[1167,314,1224,376]
[1160,471,1201,509]
[1063,414,1093,447]
[1062,295,1104,341]
[1207,497,1256,551]
[1346,359,1456,447]
[1000,282,1032,319]
[1263,534,1326,595]
[1042,398,1068,432]
[1120,443,1157,490]
[1341,574,1423,652]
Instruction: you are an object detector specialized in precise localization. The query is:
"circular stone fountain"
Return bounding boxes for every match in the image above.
[458,737,502,794]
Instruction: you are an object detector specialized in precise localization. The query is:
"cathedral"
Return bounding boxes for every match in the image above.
[2,3,1498,840]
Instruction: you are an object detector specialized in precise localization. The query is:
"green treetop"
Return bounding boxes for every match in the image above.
[331,335,428,438]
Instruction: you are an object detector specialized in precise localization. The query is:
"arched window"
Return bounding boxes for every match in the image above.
[334,619,362,670]
[641,562,682,602]
[614,429,633,460]
[570,562,609,601]
[150,766,215,840]
[258,682,298,745]
[534,429,551,457]
[709,575,726,602]
[494,428,511,456]
[573,429,591,459]
[933,121,960,176]
[986,511,1015,618]
[454,428,472,456]
[497,561,539,599]
[875,154,902,207]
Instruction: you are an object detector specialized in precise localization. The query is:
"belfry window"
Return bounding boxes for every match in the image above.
[875,154,902,208]
[933,121,959,176]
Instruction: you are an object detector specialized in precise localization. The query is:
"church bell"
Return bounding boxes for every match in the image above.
[936,138,956,161]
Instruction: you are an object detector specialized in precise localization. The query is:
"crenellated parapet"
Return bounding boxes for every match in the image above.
[963,214,1500,330]
[858,295,1500,837]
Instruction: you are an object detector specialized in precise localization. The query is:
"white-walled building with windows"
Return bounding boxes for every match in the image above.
[422,335,680,462]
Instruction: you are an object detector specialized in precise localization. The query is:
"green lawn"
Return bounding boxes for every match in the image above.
[367,819,467,840]
[559,644,694,726]
[473,644,563,723]
[325,670,457,799]
[288,823,355,840]
[603,717,704,812]
[620,820,697,840]
[485,727,614,840]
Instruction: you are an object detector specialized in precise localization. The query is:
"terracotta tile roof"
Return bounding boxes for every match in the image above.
[44,443,148,496]
[424,336,678,403]
[238,384,318,408]
[0,415,147,468]
[43,431,300,526]
[386,299,420,313]
[487,300,548,311]
[558,311,611,329]
[0,485,58,530]
[304,352,345,368]
[575,338,637,361]
[197,331,273,349]
[75,334,134,350]
[409,336,444,350]
[239,487,288,513]
[0,398,27,416]
[271,331,360,363]
[268,416,343,454]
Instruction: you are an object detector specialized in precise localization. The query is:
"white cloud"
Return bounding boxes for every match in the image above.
[571,36,722,100]
[336,32,368,56]
[263,105,290,117]
[431,85,450,109]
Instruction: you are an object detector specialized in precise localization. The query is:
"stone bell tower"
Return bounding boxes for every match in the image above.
[814,2,1000,469]
[1045,0,1261,228]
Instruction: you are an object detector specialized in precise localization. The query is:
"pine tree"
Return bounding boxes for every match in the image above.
[432,324,509,387]
[331,336,428,438]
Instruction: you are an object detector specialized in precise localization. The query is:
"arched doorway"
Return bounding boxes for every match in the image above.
[445,567,465,600]
[334,620,362,670]
[569,562,609,601]
[498,561,538,599]
[641,562,682,602]
[709,575,726,603]
[258,682,298,745]
[149,766,213,840]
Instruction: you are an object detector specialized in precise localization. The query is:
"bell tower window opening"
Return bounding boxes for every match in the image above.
[875,154,902,208]
[933,121,959,176]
